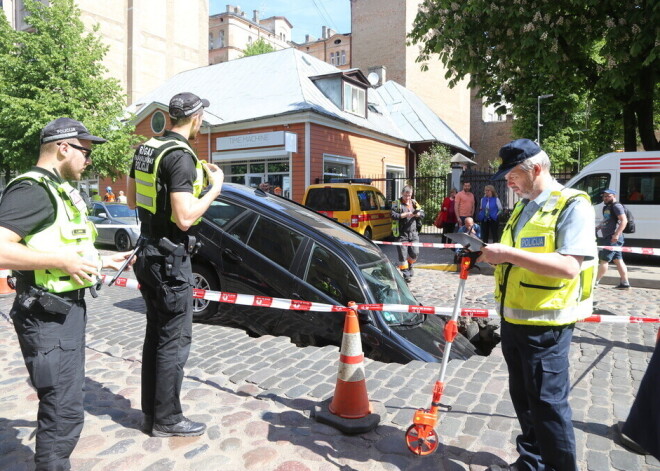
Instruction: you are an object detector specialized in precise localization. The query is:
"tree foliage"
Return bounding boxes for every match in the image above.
[0,0,141,181]
[415,144,452,225]
[242,38,277,57]
[409,0,659,155]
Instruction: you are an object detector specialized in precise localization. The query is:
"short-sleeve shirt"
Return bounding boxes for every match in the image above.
[513,181,596,261]
[129,130,197,238]
[0,167,61,239]
[600,202,624,238]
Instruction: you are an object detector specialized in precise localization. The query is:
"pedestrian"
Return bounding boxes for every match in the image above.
[454,217,481,264]
[0,117,133,470]
[614,337,660,460]
[595,189,630,289]
[391,185,424,283]
[478,184,503,243]
[434,188,458,243]
[454,181,476,227]
[127,92,224,437]
[477,138,597,471]
[117,190,128,204]
[103,186,115,202]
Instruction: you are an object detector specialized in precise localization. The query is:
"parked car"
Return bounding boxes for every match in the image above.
[303,182,392,240]
[89,202,140,251]
[191,183,477,363]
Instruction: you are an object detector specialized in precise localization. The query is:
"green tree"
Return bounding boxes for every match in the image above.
[242,38,277,57]
[415,144,452,226]
[0,0,141,181]
[409,0,659,153]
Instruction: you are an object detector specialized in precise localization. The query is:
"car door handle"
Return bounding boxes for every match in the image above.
[222,248,243,263]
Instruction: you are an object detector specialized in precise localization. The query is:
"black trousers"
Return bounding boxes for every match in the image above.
[481,218,499,243]
[11,297,86,471]
[501,321,577,471]
[134,243,193,425]
[623,342,660,460]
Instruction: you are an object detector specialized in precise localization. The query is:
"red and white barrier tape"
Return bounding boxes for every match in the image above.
[374,240,660,255]
[99,275,660,324]
[597,246,660,256]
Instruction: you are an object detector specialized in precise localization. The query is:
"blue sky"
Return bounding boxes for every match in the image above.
[209,0,351,44]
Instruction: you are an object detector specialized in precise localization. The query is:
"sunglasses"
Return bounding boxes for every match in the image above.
[58,141,92,159]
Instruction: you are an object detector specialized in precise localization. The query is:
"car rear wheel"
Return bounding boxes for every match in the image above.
[191,264,220,321]
[114,230,132,251]
[363,227,373,240]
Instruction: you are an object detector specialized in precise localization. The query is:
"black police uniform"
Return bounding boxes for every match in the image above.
[129,130,199,427]
[0,167,87,471]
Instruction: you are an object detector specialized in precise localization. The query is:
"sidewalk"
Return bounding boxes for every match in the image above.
[1,268,659,471]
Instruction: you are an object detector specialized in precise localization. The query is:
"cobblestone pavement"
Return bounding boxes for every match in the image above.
[1,267,659,471]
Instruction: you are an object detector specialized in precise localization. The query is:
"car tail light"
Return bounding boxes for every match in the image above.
[351,215,359,227]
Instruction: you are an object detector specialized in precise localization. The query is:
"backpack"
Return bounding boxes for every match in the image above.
[620,204,635,234]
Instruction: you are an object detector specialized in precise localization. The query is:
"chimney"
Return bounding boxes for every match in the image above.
[226,5,231,13]
[368,65,387,86]
[322,26,327,39]
[305,34,310,43]
[253,10,259,22]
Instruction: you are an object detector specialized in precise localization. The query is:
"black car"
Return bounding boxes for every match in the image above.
[191,183,477,363]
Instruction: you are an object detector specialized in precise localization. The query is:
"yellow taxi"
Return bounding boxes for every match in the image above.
[303,182,392,240]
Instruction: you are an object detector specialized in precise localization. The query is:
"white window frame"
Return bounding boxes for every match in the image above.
[323,154,355,182]
[342,82,366,117]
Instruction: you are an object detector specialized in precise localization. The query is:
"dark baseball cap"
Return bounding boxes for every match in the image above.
[602,188,617,195]
[40,117,107,144]
[491,138,546,180]
[168,92,210,118]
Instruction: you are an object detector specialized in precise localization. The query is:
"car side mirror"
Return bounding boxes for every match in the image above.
[98,212,108,219]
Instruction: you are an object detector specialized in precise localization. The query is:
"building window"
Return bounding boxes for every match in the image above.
[340,50,346,65]
[150,111,166,134]
[342,82,366,117]
[323,154,355,182]
[247,36,252,44]
[334,39,341,45]
[209,32,214,50]
[219,31,225,48]
[330,52,336,65]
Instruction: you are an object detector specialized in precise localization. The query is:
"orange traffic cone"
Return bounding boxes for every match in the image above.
[328,306,371,418]
[0,268,15,296]
[312,302,386,434]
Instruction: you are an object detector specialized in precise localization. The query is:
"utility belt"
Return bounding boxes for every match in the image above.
[14,285,85,316]
[143,235,201,277]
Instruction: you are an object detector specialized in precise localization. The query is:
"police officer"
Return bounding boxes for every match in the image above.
[127,92,224,437]
[478,139,597,471]
[0,117,133,470]
[391,185,424,283]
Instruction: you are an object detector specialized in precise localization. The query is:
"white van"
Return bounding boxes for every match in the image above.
[564,151,660,248]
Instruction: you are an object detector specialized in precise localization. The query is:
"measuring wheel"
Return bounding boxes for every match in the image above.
[405,424,439,455]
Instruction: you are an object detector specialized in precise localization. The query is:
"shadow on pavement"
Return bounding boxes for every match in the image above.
[83,378,143,432]
[0,418,36,471]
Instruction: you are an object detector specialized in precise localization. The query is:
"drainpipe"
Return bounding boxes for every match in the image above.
[407,144,417,179]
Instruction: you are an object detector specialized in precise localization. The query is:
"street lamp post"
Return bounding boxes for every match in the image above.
[537,94,554,144]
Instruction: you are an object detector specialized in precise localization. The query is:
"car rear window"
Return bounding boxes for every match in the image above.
[305,188,350,211]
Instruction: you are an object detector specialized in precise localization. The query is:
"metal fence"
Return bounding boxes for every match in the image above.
[358,164,577,235]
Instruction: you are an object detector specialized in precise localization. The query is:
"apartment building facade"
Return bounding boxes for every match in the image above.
[3,0,209,105]
[209,5,292,65]
[295,27,352,71]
